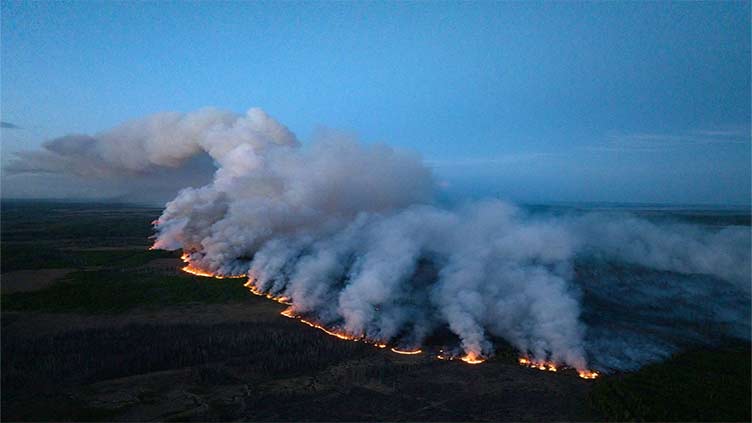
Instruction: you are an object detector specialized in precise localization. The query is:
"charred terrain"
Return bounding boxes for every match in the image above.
[1,200,750,422]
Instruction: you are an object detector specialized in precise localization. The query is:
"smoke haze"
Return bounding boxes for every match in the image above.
[8,107,751,371]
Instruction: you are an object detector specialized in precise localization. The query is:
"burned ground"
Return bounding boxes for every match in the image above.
[1,201,749,421]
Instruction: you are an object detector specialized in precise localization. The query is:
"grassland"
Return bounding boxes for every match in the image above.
[1,200,749,421]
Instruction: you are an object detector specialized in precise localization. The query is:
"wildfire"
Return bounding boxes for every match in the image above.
[518,357,599,379]
[279,306,360,341]
[177,252,246,279]
[181,263,246,279]
[390,348,422,355]
[280,307,296,318]
[435,350,485,364]
[578,370,599,379]
[245,280,292,305]
[518,357,558,372]
[460,352,486,364]
[301,318,360,341]
[175,251,599,379]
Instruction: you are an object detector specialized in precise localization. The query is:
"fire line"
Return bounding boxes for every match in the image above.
[177,259,598,379]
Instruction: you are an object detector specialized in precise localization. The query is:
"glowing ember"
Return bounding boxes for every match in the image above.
[390,348,422,355]
[578,370,599,380]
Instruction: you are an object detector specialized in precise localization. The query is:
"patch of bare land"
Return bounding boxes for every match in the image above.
[1,268,75,294]
[138,257,185,273]
[63,246,150,251]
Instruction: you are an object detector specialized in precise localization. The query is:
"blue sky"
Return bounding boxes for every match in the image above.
[1,1,750,205]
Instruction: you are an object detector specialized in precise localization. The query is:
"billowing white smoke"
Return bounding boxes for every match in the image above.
[240,202,590,367]
[7,108,298,177]
[11,107,749,371]
[4,108,297,202]
[147,108,750,371]
[573,214,750,289]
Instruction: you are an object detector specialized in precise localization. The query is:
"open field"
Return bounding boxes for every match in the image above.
[1,200,750,421]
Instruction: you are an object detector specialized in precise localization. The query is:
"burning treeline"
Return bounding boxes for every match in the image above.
[13,106,741,375]
[177,255,600,378]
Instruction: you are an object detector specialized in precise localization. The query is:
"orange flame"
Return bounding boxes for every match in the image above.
[517,357,558,372]
[518,357,598,379]
[578,370,599,379]
[178,253,246,279]
[181,263,246,279]
[437,350,485,364]
[245,280,292,305]
[280,307,296,318]
[300,318,359,341]
[280,307,362,341]
[279,307,391,348]
[460,352,486,364]
[390,348,422,355]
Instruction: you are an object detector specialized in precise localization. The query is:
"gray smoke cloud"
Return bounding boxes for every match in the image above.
[4,108,296,202]
[7,108,298,176]
[9,107,750,371]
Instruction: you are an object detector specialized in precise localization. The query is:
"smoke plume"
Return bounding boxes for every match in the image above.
[11,107,750,371]
[4,108,295,201]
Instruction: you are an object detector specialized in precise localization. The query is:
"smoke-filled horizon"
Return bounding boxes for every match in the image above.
[4,108,750,209]
[5,107,750,371]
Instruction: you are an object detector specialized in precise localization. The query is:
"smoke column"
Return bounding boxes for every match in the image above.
[10,107,750,372]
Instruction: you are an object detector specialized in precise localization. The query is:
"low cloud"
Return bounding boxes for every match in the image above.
[589,127,750,152]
